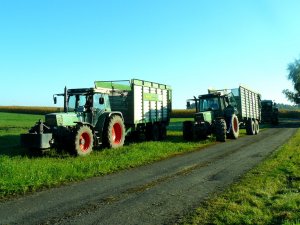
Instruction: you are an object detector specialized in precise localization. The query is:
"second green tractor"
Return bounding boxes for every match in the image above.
[183,86,261,142]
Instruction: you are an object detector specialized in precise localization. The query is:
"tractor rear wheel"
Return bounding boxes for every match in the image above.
[74,125,93,156]
[246,119,255,135]
[215,119,226,142]
[183,121,194,141]
[103,115,125,148]
[227,114,239,139]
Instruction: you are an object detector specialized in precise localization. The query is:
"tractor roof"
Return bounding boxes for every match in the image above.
[199,93,224,99]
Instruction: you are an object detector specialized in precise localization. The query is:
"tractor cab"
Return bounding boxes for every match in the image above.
[49,88,112,128]
[187,91,237,125]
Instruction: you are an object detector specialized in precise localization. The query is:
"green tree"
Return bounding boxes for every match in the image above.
[283,57,300,104]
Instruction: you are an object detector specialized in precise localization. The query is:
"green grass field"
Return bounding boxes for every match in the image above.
[0,113,214,199]
[1,112,299,225]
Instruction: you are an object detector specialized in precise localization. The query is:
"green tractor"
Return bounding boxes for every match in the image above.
[183,86,261,142]
[21,86,126,156]
[20,79,172,156]
[261,100,279,125]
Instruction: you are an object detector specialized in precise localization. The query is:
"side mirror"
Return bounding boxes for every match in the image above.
[186,101,191,109]
[54,97,57,104]
[99,97,104,105]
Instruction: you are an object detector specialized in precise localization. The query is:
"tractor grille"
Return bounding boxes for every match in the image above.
[195,113,204,123]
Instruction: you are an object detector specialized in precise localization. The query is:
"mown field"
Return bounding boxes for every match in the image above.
[1,105,300,118]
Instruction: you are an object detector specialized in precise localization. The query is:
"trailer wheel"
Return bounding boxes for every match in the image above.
[74,125,93,156]
[246,119,255,135]
[159,123,167,140]
[146,123,160,141]
[272,116,279,125]
[255,120,260,134]
[183,121,194,141]
[227,114,239,139]
[215,119,226,142]
[103,115,125,148]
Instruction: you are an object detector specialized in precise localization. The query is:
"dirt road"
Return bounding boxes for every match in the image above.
[0,124,298,225]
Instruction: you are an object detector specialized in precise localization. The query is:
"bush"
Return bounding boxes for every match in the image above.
[279,109,300,118]
[171,109,195,118]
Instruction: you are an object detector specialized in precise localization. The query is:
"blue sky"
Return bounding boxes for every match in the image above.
[0,0,299,108]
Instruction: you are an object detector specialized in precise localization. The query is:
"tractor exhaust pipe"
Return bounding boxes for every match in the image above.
[64,86,68,113]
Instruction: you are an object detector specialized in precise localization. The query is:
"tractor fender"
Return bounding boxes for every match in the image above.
[74,122,95,133]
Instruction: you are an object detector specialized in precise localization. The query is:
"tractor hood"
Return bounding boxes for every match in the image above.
[195,111,214,124]
[45,112,79,127]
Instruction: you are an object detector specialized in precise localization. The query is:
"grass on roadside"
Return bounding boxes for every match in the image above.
[179,129,300,225]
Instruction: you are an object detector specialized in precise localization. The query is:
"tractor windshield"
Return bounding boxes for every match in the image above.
[68,95,88,112]
[199,97,220,112]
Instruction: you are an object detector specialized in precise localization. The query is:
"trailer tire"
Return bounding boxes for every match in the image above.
[146,123,160,141]
[74,125,93,156]
[255,120,260,134]
[183,121,194,141]
[272,117,279,125]
[215,119,226,142]
[246,119,255,135]
[103,115,125,148]
[227,114,239,139]
[159,123,167,140]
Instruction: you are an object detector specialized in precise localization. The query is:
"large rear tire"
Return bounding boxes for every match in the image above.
[74,125,93,156]
[227,114,239,139]
[103,115,125,148]
[246,119,255,135]
[183,121,194,141]
[215,119,226,142]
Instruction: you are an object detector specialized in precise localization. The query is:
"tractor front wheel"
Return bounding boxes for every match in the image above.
[183,121,194,141]
[74,125,94,156]
[103,115,125,148]
[215,119,227,142]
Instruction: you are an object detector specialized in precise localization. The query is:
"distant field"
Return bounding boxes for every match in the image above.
[0,106,299,118]
[0,106,61,115]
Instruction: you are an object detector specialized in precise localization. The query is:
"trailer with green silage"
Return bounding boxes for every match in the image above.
[20,79,172,156]
[183,85,261,142]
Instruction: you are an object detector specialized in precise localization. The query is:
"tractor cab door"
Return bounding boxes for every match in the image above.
[92,94,111,126]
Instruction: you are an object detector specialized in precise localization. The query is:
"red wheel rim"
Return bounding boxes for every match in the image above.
[233,117,238,132]
[112,122,122,144]
[79,132,91,152]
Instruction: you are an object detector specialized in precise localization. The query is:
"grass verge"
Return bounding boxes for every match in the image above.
[179,129,300,225]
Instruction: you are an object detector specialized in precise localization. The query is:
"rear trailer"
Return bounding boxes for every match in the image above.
[95,79,172,140]
[231,85,261,134]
